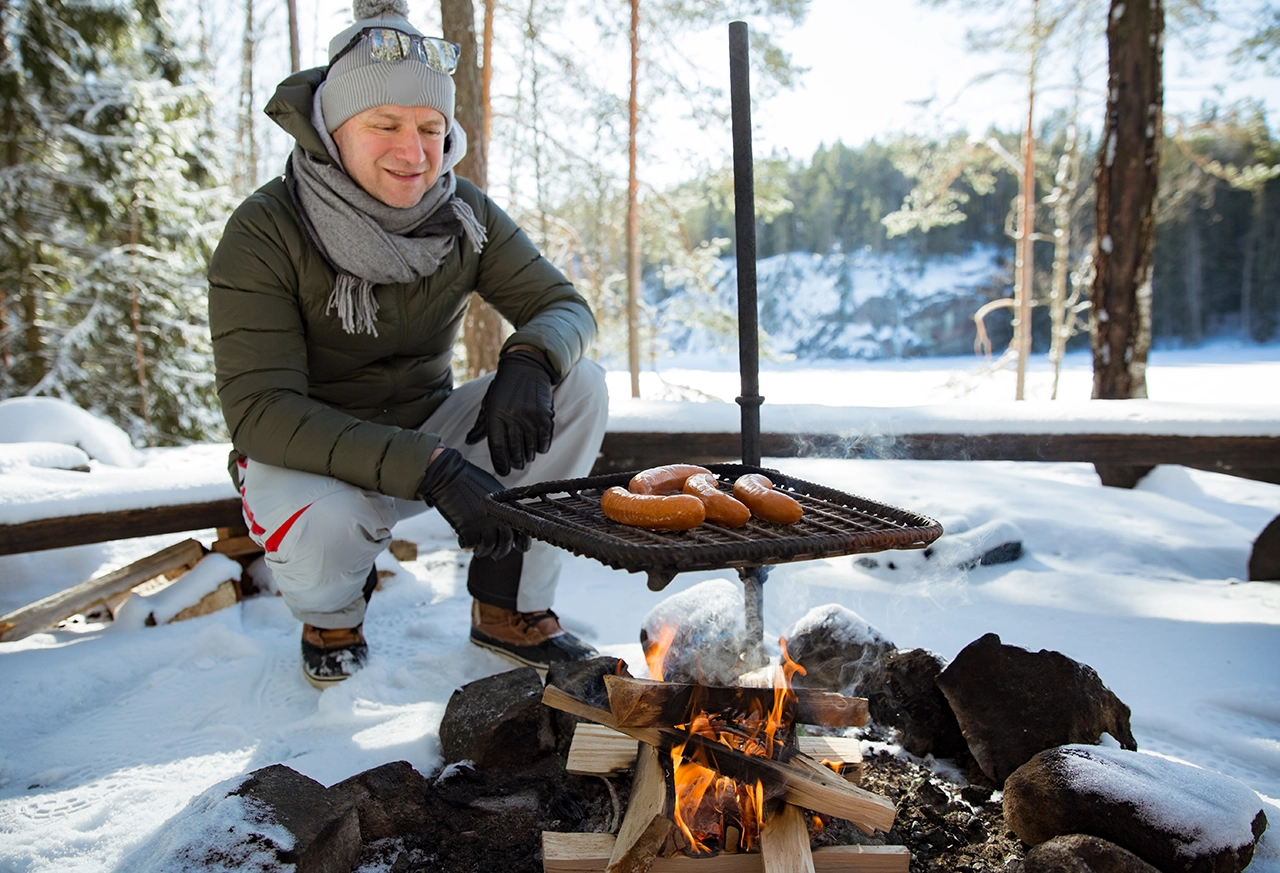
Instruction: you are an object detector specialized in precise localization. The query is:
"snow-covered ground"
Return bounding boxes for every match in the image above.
[1,344,1279,872]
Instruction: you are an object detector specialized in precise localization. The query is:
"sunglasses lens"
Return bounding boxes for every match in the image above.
[420,38,459,73]
[367,28,410,61]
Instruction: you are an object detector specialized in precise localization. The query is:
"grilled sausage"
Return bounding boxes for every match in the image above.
[682,472,752,528]
[733,473,804,525]
[629,463,714,495]
[600,486,706,530]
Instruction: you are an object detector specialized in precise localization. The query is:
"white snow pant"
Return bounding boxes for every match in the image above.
[237,360,609,629]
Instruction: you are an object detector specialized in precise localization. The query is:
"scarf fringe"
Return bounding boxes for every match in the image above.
[327,274,380,336]
[452,198,487,254]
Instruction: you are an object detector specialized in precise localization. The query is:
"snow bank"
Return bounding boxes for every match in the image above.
[0,397,142,468]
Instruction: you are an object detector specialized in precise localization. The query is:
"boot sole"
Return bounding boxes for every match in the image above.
[468,636,550,676]
[302,665,352,690]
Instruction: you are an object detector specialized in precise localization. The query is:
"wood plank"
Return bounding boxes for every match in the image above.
[0,539,206,641]
[210,535,263,558]
[542,687,895,834]
[603,676,868,729]
[592,432,1280,484]
[607,743,672,873]
[760,804,815,873]
[0,498,244,557]
[567,725,861,784]
[543,833,909,873]
[568,723,642,776]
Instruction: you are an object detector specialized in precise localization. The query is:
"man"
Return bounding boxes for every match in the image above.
[207,0,608,689]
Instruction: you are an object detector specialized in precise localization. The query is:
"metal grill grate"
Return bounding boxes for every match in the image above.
[485,464,943,590]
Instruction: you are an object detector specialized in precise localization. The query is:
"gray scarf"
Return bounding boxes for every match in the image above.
[288,83,486,335]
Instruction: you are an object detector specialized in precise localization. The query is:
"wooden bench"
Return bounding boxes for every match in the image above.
[2,429,1276,559]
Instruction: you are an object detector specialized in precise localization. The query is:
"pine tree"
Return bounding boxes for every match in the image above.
[0,0,231,445]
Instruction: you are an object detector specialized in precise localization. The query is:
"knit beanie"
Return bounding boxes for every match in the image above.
[320,0,456,133]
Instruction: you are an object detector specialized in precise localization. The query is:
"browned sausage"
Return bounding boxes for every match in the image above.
[628,464,714,495]
[682,472,751,528]
[600,486,706,530]
[733,473,804,525]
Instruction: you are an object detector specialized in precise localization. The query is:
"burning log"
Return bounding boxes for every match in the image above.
[603,676,868,730]
[542,686,896,835]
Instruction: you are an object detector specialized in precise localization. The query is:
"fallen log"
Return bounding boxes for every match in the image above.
[0,539,206,642]
[543,686,895,834]
[603,676,868,729]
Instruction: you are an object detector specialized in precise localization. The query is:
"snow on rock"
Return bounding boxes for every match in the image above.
[1004,744,1269,873]
[641,577,747,684]
[0,397,142,468]
[0,441,91,473]
[113,553,243,628]
[783,603,895,694]
[117,771,297,873]
[787,602,890,650]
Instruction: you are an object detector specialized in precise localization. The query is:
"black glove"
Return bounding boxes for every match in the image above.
[416,447,529,559]
[465,348,557,477]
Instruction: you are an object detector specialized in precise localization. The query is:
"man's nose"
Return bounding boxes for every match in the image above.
[391,128,426,164]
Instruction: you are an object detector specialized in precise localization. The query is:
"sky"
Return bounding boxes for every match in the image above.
[232,0,1280,191]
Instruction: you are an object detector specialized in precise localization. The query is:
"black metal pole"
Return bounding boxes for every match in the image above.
[729,20,762,468]
[730,21,768,669]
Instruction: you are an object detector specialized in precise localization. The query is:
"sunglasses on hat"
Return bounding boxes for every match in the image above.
[331,27,460,74]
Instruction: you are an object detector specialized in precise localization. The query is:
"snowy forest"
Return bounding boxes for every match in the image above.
[0,0,1277,447]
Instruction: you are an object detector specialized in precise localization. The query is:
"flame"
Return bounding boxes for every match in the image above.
[663,637,808,856]
[645,625,678,681]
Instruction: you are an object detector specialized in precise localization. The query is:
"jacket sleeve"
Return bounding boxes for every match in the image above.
[462,182,598,379]
[207,185,438,499]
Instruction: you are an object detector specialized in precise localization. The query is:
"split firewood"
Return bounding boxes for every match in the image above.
[0,539,206,642]
[542,686,895,835]
[542,832,910,872]
[606,743,672,873]
[566,724,862,783]
[603,675,868,729]
[760,803,816,873]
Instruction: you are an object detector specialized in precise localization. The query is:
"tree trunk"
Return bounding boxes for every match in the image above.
[442,0,503,380]
[626,0,641,398]
[1090,0,1161,401]
[482,0,494,161]
[236,0,257,195]
[286,0,300,73]
[1241,186,1262,342]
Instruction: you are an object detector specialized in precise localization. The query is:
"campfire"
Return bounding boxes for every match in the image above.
[540,632,907,873]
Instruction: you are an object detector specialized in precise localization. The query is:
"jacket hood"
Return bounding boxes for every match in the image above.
[264,67,332,163]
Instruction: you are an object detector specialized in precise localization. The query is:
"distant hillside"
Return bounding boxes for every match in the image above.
[650,246,1013,362]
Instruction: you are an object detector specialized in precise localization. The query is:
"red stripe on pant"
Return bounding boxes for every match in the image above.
[263,503,313,553]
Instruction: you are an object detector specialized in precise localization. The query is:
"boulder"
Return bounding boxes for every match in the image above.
[869,648,967,759]
[230,764,362,873]
[783,603,894,693]
[328,760,433,843]
[1020,834,1163,873]
[640,578,748,685]
[545,656,630,755]
[1249,514,1280,581]
[935,633,1136,784]
[437,666,555,771]
[1004,745,1268,873]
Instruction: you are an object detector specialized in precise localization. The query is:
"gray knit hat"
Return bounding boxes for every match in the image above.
[320,0,456,133]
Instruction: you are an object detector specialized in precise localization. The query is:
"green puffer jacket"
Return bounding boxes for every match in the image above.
[208,69,596,500]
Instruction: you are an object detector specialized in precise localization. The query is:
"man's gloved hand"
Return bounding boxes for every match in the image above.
[465,347,557,477]
[416,447,529,559]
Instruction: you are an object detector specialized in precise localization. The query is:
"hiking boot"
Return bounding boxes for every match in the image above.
[301,623,367,689]
[469,600,598,670]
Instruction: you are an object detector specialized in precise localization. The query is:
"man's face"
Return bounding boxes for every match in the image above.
[331,104,448,209]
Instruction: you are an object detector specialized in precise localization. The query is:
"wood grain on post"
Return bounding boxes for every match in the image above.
[760,803,815,873]
[0,539,206,642]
